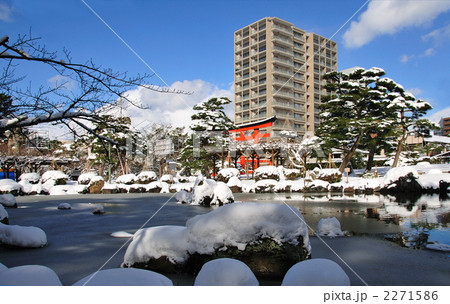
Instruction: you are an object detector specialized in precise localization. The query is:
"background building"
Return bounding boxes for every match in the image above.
[437,117,450,136]
[234,17,337,140]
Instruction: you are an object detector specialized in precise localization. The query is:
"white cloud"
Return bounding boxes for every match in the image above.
[406,88,422,97]
[120,79,234,132]
[400,54,414,63]
[429,107,450,123]
[343,0,450,48]
[422,47,436,57]
[0,1,13,22]
[422,23,450,44]
[47,75,76,90]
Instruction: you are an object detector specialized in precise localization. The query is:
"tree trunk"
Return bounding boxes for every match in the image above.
[338,136,361,174]
[365,142,377,172]
[392,137,405,168]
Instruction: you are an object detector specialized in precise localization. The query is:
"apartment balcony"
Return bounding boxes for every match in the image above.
[273,45,293,56]
[273,100,294,109]
[273,35,293,47]
[273,56,292,67]
[273,67,293,77]
[272,24,292,35]
[273,78,293,88]
[273,90,293,98]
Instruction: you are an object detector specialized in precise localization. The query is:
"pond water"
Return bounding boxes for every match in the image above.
[1,192,449,285]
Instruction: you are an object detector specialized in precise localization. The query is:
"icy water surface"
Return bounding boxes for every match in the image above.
[1,192,449,285]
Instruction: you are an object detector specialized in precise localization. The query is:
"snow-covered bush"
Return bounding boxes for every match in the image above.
[255,179,279,193]
[101,182,118,194]
[418,172,450,192]
[227,176,242,192]
[0,223,47,248]
[18,172,41,184]
[175,190,191,204]
[41,170,69,185]
[77,172,98,185]
[211,182,234,205]
[73,268,173,286]
[317,217,344,237]
[0,179,22,195]
[194,258,259,286]
[0,194,17,208]
[254,166,280,181]
[0,265,62,286]
[316,168,342,183]
[283,168,302,180]
[160,174,176,184]
[0,205,8,224]
[216,168,240,183]
[281,259,350,286]
[192,178,216,206]
[136,171,157,184]
[304,179,329,193]
[116,174,137,185]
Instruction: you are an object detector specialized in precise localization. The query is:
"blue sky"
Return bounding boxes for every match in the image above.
[1,0,450,137]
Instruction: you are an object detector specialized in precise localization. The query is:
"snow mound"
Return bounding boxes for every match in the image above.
[211,182,234,205]
[116,174,137,185]
[282,259,350,286]
[136,171,157,183]
[254,165,280,181]
[18,172,41,184]
[0,179,22,194]
[381,166,419,188]
[41,170,69,183]
[57,203,71,210]
[317,217,344,237]
[111,231,134,238]
[0,223,47,248]
[0,265,62,286]
[192,178,216,205]
[77,172,98,184]
[124,225,189,265]
[175,190,191,204]
[194,258,259,286]
[227,176,242,188]
[185,203,310,255]
[217,168,240,182]
[92,204,105,214]
[73,268,173,286]
[418,173,450,190]
[0,194,17,207]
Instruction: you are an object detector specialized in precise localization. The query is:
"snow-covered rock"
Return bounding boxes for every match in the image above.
[73,268,173,286]
[18,172,41,184]
[317,217,344,237]
[101,182,118,194]
[255,179,279,193]
[41,170,69,185]
[0,223,47,248]
[216,168,240,183]
[92,204,105,214]
[254,166,280,181]
[194,258,259,286]
[116,173,137,185]
[0,179,22,195]
[77,172,98,185]
[305,179,330,193]
[160,174,175,184]
[0,265,62,286]
[57,203,71,210]
[316,168,342,183]
[136,171,157,184]
[0,194,17,208]
[175,190,191,204]
[281,259,350,286]
[0,204,8,224]
[418,172,450,192]
[88,176,105,194]
[211,182,234,205]
[192,178,216,206]
[129,181,164,193]
[227,176,242,193]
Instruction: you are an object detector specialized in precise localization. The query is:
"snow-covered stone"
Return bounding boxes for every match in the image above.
[0,194,17,208]
[418,172,450,192]
[18,172,41,184]
[92,204,105,214]
[41,170,69,185]
[255,179,279,193]
[0,179,22,195]
[175,190,191,204]
[317,217,344,237]
[194,258,259,286]
[281,259,350,286]
[111,231,134,238]
[0,204,8,224]
[227,176,242,192]
[305,179,330,193]
[211,182,234,205]
[101,182,118,194]
[216,168,240,183]
[88,176,105,194]
[316,168,342,183]
[136,171,157,184]
[77,172,98,185]
[116,173,137,185]
[192,178,216,206]
[160,174,175,184]
[0,265,62,286]
[254,165,280,181]
[57,203,71,210]
[0,223,47,248]
[380,167,422,194]
[73,268,173,286]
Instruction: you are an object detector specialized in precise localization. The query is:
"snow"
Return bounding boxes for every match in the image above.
[18,172,41,184]
[77,172,98,184]
[0,223,47,248]
[102,182,118,191]
[381,166,419,188]
[57,203,71,210]
[73,268,173,286]
[217,168,240,179]
[41,170,69,183]
[0,179,21,193]
[137,171,157,183]
[0,204,8,221]
[116,173,137,184]
[425,243,450,252]
[317,217,344,237]
[281,259,350,286]
[0,193,17,207]
[254,165,280,179]
[110,231,134,238]
[123,203,311,267]
[0,265,62,286]
[211,181,234,205]
[194,258,259,286]
[192,178,216,205]
[175,190,191,204]
[227,176,242,188]
[92,204,105,214]
[418,172,450,190]
[124,225,189,265]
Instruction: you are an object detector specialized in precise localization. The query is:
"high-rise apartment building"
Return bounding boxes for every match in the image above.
[234,17,337,139]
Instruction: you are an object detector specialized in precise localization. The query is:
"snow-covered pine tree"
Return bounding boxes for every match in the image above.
[316,67,394,173]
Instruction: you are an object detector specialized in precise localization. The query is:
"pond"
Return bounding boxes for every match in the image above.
[1,192,449,286]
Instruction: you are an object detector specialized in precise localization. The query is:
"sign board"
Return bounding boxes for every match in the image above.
[154,139,174,156]
[345,168,351,173]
